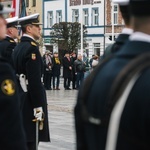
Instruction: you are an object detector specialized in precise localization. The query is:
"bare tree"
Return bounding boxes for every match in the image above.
[50,22,87,53]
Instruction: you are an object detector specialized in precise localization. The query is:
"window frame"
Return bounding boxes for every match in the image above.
[32,0,36,7]
[113,4,118,25]
[92,8,99,26]
[72,9,79,22]
[56,10,62,23]
[83,8,89,26]
[47,11,53,28]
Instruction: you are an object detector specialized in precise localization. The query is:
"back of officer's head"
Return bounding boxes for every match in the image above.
[119,5,130,26]
[129,0,150,17]
[113,0,130,26]
[129,0,150,30]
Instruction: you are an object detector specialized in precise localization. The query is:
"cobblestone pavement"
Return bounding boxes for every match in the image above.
[39,81,78,150]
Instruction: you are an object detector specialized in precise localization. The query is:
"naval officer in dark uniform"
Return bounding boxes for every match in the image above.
[12,13,50,150]
[74,0,150,150]
[103,0,132,58]
[0,4,27,150]
[0,16,19,65]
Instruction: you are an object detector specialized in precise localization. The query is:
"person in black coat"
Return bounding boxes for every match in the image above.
[63,51,72,90]
[52,51,61,90]
[0,16,19,65]
[74,0,150,150]
[12,13,50,150]
[70,52,77,89]
[43,50,53,90]
[0,4,27,150]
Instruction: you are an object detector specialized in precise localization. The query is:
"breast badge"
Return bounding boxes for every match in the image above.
[31,53,36,60]
[1,79,15,96]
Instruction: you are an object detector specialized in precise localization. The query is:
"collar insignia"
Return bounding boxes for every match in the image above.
[10,40,15,43]
[31,41,37,46]
[1,79,15,96]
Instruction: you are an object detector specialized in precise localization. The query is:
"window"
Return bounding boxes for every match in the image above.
[113,4,118,25]
[92,8,99,26]
[47,11,53,27]
[72,9,79,22]
[94,43,101,56]
[56,10,62,23]
[26,0,29,7]
[83,9,89,26]
[32,0,36,7]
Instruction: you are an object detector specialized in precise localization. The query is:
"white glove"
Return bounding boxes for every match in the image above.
[33,107,43,121]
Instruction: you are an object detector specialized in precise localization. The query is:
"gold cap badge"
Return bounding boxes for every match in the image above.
[1,79,15,96]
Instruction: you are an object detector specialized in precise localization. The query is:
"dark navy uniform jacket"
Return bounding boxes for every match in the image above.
[12,36,50,142]
[103,28,133,59]
[75,32,150,150]
[0,57,27,149]
[0,36,16,65]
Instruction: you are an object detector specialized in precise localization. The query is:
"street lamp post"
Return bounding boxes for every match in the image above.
[80,0,83,56]
[111,1,114,42]
[104,0,106,51]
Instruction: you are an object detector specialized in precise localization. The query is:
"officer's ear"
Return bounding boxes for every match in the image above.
[26,24,32,33]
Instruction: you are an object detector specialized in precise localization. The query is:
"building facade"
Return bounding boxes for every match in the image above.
[3,0,124,58]
[43,0,124,58]
[26,0,43,26]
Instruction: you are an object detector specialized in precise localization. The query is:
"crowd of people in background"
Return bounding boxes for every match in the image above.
[42,50,99,90]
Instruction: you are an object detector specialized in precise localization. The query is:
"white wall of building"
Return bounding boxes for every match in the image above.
[43,0,106,58]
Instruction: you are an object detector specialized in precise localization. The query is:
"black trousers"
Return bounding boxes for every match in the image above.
[27,142,38,150]
[64,77,71,89]
[43,71,52,89]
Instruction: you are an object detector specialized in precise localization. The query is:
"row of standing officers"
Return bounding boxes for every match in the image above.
[0,6,49,150]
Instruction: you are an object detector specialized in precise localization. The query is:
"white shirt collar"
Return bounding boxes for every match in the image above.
[6,34,11,38]
[23,34,35,41]
[122,28,133,35]
[129,32,150,43]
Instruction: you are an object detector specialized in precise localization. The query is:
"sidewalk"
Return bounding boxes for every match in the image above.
[39,79,78,150]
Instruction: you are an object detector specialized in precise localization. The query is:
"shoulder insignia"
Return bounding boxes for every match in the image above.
[10,40,15,43]
[31,53,36,60]
[31,41,37,46]
[1,79,15,96]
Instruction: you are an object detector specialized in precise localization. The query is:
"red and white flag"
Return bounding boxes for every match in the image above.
[10,0,20,17]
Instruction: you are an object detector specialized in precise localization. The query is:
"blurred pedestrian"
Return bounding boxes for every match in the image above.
[63,51,72,90]
[91,55,99,69]
[89,54,95,68]
[83,53,90,79]
[71,52,77,89]
[43,50,53,90]
[52,51,61,90]
[74,54,86,90]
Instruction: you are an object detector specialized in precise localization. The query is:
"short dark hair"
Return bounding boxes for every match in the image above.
[21,24,32,33]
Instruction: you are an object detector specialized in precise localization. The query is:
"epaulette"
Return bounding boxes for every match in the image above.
[10,40,15,43]
[31,41,37,46]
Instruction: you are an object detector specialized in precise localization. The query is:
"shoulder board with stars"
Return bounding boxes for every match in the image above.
[31,41,37,46]
[10,40,15,43]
